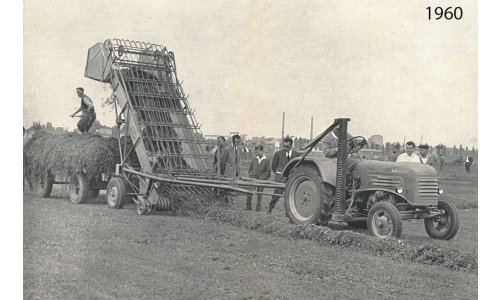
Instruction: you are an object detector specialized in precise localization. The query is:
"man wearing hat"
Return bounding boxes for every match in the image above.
[71,87,96,133]
[417,144,433,166]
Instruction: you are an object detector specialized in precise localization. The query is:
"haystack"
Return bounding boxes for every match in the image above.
[23,131,136,184]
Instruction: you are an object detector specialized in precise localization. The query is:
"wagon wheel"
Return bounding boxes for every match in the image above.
[69,172,90,204]
[35,173,54,198]
[367,202,402,239]
[106,177,127,209]
[424,199,460,240]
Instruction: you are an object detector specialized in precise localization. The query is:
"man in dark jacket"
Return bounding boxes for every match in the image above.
[224,135,243,182]
[268,138,300,213]
[213,136,236,207]
[246,145,271,211]
[213,136,229,176]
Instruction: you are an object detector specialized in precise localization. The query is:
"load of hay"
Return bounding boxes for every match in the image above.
[23,131,137,185]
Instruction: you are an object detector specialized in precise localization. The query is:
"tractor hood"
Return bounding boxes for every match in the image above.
[355,160,437,176]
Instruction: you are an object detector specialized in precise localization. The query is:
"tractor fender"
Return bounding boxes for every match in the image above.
[282,157,338,187]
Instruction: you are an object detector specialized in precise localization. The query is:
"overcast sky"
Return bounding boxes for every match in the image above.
[23,0,478,148]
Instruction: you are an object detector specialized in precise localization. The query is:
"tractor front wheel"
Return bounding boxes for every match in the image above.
[367,202,402,239]
[284,165,333,226]
[424,199,460,240]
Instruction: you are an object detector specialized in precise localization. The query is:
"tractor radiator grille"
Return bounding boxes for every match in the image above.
[418,178,438,201]
[370,176,402,189]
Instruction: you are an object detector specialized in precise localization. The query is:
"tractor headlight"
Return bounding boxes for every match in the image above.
[438,187,444,195]
[396,187,403,194]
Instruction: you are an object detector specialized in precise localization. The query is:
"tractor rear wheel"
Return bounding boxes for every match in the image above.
[69,172,89,204]
[35,173,54,198]
[106,177,127,209]
[284,165,333,226]
[424,199,460,240]
[367,202,402,239]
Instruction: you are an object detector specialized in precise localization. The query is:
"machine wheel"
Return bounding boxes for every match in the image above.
[367,202,402,239]
[106,177,127,209]
[424,199,460,240]
[35,173,54,198]
[347,221,368,229]
[69,172,89,204]
[89,189,100,199]
[137,196,151,215]
[284,165,333,226]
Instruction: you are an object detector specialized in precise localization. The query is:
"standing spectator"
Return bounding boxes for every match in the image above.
[246,145,271,211]
[213,136,229,176]
[223,135,243,207]
[417,144,433,166]
[465,153,474,174]
[439,154,445,171]
[225,135,243,182]
[213,136,234,206]
[71,87,96,133]
[396,141,421,163]
[269,137,300,214]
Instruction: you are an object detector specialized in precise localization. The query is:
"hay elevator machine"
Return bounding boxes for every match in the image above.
[84,38,283,214]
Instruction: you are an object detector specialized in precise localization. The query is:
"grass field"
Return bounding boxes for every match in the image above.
[24,190,478,300]
[23,158,479,299]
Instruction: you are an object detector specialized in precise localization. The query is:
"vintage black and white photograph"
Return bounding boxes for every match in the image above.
[21,0,484,299]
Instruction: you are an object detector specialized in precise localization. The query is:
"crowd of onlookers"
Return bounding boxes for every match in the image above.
[212,134,299,213]
[393,141,474,173]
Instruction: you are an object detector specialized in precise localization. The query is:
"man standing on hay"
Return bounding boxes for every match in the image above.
[71,87,96,133]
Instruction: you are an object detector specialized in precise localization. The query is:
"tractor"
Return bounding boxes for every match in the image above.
[281,118,459,240]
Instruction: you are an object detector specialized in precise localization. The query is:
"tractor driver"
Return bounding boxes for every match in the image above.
[322,126,359,173]
[71,87,96,133]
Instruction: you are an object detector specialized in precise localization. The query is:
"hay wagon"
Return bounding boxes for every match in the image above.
[24,131,124,204]
[68,38,283,213]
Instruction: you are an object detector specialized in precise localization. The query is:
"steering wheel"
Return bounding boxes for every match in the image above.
[346,136,367,154]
